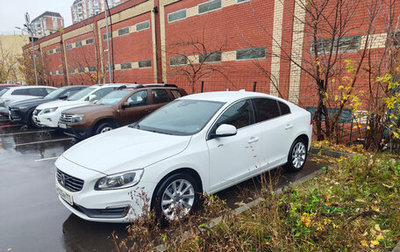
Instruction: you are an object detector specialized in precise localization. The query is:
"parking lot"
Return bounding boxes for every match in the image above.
[0,120,328,252]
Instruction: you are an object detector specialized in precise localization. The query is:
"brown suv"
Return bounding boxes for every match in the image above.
[59,84,187,139]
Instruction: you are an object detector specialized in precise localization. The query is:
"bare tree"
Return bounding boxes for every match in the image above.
[167,33,235,93]
[0,42,20,83]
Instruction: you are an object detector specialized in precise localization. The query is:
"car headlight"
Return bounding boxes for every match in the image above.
[70,114,84,123]
[42,107,58,114]
[94,169,144,190]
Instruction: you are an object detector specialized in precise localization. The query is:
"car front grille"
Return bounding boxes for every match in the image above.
[56,169,84,192]
[33,109,41,116]
[60,113,73,123]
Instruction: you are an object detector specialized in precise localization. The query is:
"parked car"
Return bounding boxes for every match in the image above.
[8,85,88,126]
[33,84,131,128]
[0,88,11,119]
[0,85,57,110]
[55,91,313,223]
[59,84,187,139]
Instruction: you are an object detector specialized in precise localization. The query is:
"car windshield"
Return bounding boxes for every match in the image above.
[44,88,65,99]
[67,87,95,101]
[0,88,9,97]
[98,90,131,105]
[133,99,224,135]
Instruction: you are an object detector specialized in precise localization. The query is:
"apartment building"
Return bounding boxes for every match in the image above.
[31,12,64,38]
[71,0,129,24]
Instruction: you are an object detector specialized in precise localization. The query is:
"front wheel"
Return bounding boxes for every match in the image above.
[153,173,200,222]
[283,138,307,172]
[94,121,116,135]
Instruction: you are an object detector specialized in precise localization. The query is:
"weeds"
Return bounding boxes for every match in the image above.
[113,153,400,251]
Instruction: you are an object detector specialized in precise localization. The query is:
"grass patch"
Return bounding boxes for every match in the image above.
[117,153,400,251]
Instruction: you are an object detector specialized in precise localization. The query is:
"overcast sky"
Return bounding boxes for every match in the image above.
[0,0,73,35]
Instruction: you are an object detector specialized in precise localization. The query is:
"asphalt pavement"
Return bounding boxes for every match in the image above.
[0,121,328,252]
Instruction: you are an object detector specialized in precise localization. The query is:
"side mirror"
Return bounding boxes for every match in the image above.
[214,124,237,138]
[88,94,97,102]
[59,95,67,100]
[121,101,130,109]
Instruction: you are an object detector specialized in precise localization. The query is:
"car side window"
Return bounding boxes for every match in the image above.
[46,88,55,94]
[11,89,29,95]
[170,90,182,99]
[214,99,255,130]
[253,98,280,122]
[126,90,148,107]
[91,87,115,100]
[152,89,171,104]
[278,101,290,115]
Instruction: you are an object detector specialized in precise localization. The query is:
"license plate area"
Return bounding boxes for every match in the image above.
[56,185,73,205]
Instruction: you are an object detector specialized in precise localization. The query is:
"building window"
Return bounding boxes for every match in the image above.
[69,68,75,74]
[118,27,130,36]
[105,64,115,71]
[392,31,400,47]
[199,52,222,63]
[51,71,56,75]
[121,62,132,70]
[86,38,94,44]
[168,9,187,23]
[103,32,112,40]
[237,0,250,3]
[138,60,152,68]
[78,67,85,73]
[58,69,64,75]
[311,35,362,54]
[136,20,150,32]
[66,44,73,50]
[236,47,266,60]
[55,47,61,53]
[75,41,82,48]
[169,56,187,66]
[198,0,221,14]
[48,49,54,55]
[89,66,97,72]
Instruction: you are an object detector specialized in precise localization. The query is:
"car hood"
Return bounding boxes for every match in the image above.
[63,104,114,115]
[36,99,89,110]
[9,97,55,109]
[62,126,192,175]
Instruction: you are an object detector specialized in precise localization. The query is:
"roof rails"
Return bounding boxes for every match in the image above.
[135,83,178,89]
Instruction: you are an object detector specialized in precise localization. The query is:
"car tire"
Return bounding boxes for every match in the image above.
[94,121,116,135]
[153,173,201,223]
[283,138,308,172]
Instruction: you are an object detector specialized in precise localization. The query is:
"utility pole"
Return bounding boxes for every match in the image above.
[104,0,112,84]
[25,12,38,86]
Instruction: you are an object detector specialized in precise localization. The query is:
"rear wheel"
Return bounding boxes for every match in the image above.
[153,173,200,222]
[283,138,307,172]
[94,121,117,135]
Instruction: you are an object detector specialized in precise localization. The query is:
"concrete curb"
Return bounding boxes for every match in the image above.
[155,164,327,251]
[309,147,355,158]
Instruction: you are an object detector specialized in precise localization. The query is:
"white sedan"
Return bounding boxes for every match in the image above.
[55,91,312,222]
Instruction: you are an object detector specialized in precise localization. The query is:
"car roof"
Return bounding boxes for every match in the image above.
[181,91,281,103]
[7,85,56,90]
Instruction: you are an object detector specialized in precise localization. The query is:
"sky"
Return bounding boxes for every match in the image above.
[0,0,73,35]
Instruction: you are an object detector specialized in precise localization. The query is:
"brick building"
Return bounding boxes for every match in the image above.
[31,11,64,38]
[23,0,400,109]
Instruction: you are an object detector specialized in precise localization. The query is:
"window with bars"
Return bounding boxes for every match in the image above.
[86,38,94,44]
[311,35,362,54]
[199,52,222,63]
[136,20,150,32]
[168,9,187,23]
[121,62,132,70]
[236,47,266,60]
[169,56,187,66]
[118,27,130,36]
[198,0,221,14]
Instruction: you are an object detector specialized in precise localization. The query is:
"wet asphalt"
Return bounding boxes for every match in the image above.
[0,120,328,252]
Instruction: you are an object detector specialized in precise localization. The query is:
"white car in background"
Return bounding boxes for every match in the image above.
[33,84,129,128]
[0,85,57,112]
[55,91,313,223]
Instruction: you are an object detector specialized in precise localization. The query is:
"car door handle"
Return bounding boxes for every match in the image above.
[248,137,259,144]
[285,124,293,130]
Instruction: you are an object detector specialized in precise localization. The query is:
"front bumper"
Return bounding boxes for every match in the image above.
[60,124,92,139]
[34,111,60,128]
[55,155,155,223]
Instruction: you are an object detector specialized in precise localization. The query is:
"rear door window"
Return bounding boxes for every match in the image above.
[278,101,290,115]
[90,87,115,100]
[12,89,30,95]
[253,98,280,122]
[151,89,171,104]
[28,88,47,96]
